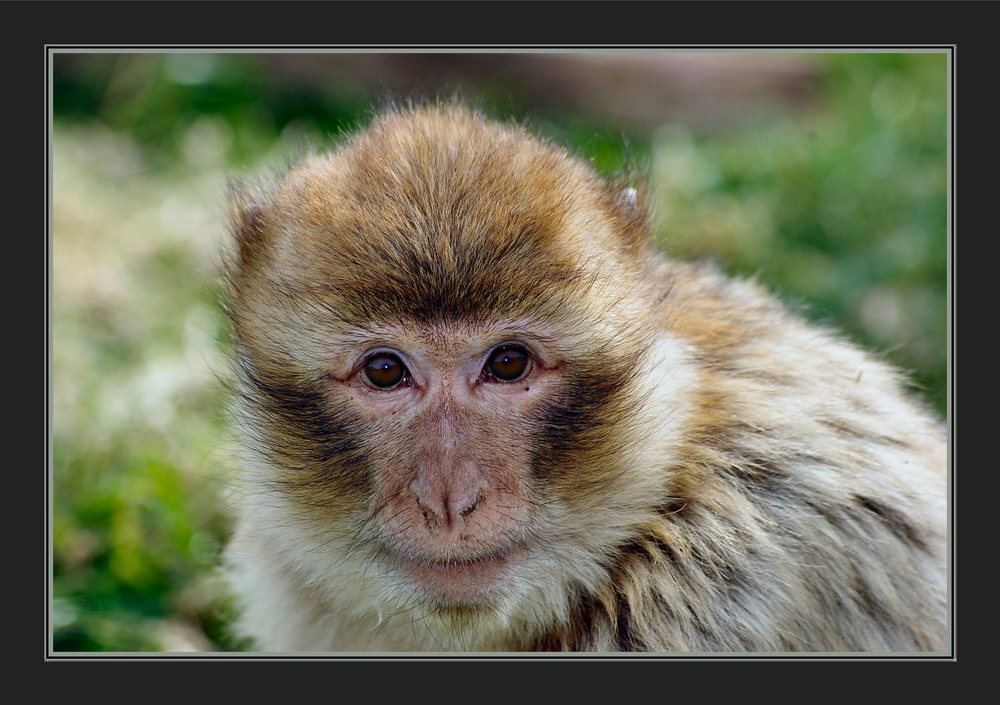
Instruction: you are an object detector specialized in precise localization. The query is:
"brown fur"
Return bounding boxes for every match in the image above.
[223,101,947,652]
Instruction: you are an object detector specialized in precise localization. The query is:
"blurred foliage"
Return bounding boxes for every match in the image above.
[649,53,947,414]
[50,52,948,653]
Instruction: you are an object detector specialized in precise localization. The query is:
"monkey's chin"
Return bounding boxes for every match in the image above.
[388,548,517,606]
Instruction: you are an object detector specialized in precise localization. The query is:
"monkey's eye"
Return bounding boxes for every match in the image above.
[484,345,531,383]
[362,353,407,390]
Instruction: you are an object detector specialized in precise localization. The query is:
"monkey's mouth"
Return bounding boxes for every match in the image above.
[387,547,518,603]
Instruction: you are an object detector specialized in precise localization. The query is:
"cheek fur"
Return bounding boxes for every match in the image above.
[528,350,642,490]
[236,352,376,511]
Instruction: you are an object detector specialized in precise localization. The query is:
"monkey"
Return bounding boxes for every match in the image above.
[221,101,948,653]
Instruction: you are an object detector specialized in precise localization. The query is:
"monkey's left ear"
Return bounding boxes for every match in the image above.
[619,187,640,215]
[609,180,651,252]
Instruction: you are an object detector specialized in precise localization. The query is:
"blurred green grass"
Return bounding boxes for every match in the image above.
[50,52,948,652]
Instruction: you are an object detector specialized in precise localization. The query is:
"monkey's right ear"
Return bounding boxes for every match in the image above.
[227,182,270,269]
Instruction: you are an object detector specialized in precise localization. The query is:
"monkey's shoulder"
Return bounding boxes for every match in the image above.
[650,257,944,466]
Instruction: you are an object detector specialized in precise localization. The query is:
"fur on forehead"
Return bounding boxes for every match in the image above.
[227,102,651,328]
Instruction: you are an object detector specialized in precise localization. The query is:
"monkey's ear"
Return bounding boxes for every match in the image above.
[609,180,651,252]
[619,187,640,217]
[227,182,270,269]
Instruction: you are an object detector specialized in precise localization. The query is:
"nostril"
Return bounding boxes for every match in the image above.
[459,493,483,519]
[412,483,485,530]
[413,488,446,530]
[419,503,443,529]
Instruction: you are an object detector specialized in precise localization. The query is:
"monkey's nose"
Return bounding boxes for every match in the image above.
[411,481,484,531]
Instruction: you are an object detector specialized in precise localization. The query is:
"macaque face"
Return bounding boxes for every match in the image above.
[322,319,565,605]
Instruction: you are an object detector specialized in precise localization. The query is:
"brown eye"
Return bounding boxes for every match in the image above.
[363,353,406,389]
[486,345,530,382]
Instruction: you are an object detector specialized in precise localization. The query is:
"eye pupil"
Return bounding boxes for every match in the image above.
[363,353,405,389]
[487,345,529,382]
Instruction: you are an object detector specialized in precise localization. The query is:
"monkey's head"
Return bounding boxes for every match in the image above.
[225,103,695,645]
